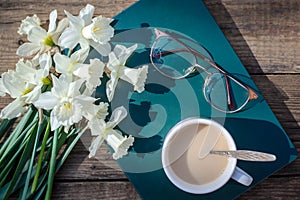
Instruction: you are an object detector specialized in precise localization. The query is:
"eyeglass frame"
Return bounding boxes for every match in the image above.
[149,28,258,113]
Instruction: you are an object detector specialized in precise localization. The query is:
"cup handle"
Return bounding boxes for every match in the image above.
[231,166,253,186]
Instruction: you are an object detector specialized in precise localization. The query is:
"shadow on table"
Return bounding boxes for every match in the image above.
[202,0,299,198]
[203,0,299,143]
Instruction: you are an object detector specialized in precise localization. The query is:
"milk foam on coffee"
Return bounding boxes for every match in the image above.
[166,124,229,185]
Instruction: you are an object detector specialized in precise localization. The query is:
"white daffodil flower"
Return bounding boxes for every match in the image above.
[0,70,33,119]
[17,10,68,58]
[2,68,35,101]
[88,106,134,160]
[106,44,148,102]
[16,53,52,102]
[53,47,89,77]
[0,53,52,119]
[34,74,96,131]
[73,58,105,92]
[58,4,114,56]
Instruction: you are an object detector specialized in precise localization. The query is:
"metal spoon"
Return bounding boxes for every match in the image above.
[209,150,276,162]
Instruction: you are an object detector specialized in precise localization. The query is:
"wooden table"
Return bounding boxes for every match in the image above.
[0,0,299,199]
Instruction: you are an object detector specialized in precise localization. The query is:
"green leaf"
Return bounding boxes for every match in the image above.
[0,108,35,161]
[32,182,47,200]
[2,122,38,200]
[0,182,9,199]
[0,115,38,170]
[20,119,47,200]
[0,121,39,187]
[0,142,25,187]
[31,121,50,193]
[45,128,59,200]
[0,118,16,140]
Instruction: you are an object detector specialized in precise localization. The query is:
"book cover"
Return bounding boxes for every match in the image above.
[94,0,298,199]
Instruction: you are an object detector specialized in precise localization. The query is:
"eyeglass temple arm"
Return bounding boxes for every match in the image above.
[152,48,259,100]
[152,47,229,75]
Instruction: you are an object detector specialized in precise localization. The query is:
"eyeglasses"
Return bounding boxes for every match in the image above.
[150,28,258,113]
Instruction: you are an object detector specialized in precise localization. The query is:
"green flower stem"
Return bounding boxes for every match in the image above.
[0,108,35,160]
[0,115,38,169]
[31,121,50,193]
[21,118,47,200]
[0,118,38,187]
[33,128,68,197]
[0,161,48,200]
[31,145,52,196]
[0,118,16,140]
[2,122,38,200]
[45,129,59,200]
[0,138,29,187]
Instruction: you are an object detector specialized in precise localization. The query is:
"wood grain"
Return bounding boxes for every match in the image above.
[0,0,299,199]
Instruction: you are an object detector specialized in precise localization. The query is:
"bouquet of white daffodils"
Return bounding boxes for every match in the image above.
[0,4,148,200]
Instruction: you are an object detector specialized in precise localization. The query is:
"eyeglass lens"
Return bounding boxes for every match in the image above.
[204,73,250,112]
[151,30,251,113]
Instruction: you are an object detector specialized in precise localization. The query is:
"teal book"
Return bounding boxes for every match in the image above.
[97,0,298,199]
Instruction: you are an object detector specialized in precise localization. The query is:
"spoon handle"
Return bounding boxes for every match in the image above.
[210,150,276,162]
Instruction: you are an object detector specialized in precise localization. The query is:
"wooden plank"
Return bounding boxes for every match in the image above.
[204,0,300,74]
[0,1,299,199]
[50,176,300,200]
[52,181,141,200]
[239,176,300,199]
[0,0,299,74]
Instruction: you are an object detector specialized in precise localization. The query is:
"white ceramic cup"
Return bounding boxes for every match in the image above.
[161,118,253,194]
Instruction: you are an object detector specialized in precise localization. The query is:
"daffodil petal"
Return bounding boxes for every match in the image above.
[0,98,27,119]
[50,110,61,131]
[0,78,7,96]
[48,10,57,33]
[53,53,71,74]
[107,106,127,128]
[16,42,40,57]
[89,40,111,56]
[68,79,85,97]
[106,72,119,102]
[107,51,121,71]
[89,134,105,158]
[23,86,41,103]
[71,46,89,63]
[39,52,52,71]
[58,27,81,49]
[51,18,69,44]
[64,10,84,27]
[2,71,23,98]
[15,58,35,81]
[27,27,47,43]
[79,4,94,25]
[114,44,137,64]
[34,91,58,110]
[51,74,69,98]
[88,117,106,136]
